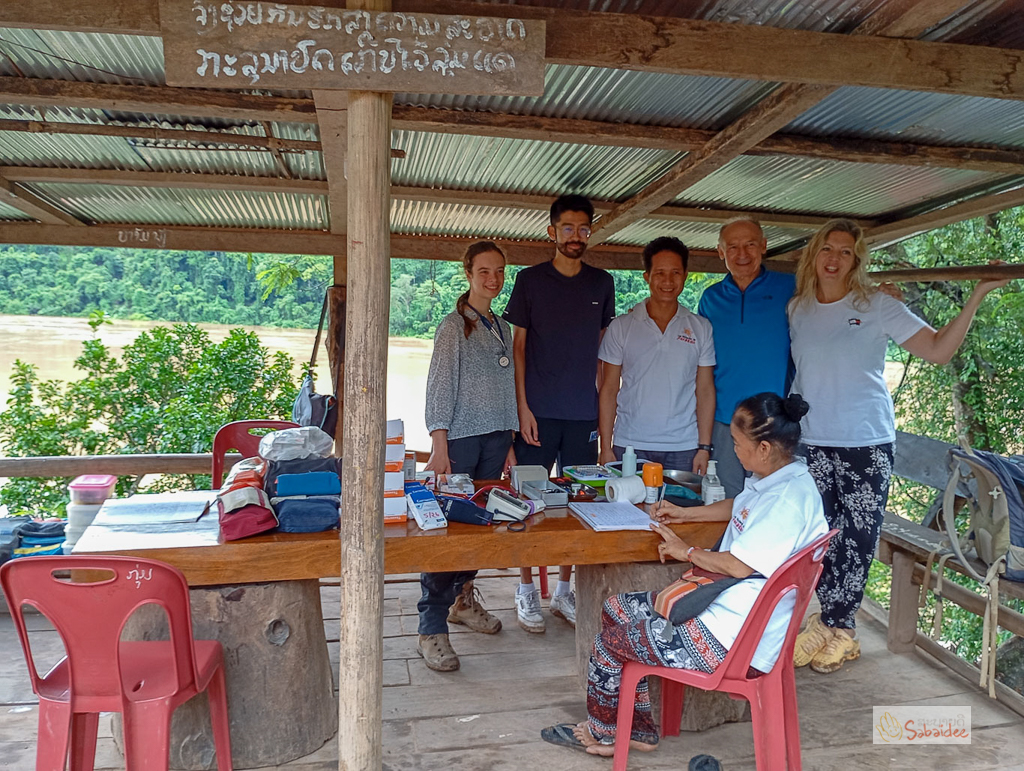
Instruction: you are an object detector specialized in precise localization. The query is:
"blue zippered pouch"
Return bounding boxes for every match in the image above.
[276,471,341,497]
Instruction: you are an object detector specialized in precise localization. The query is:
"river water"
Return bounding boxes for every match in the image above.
[0,314,435,454]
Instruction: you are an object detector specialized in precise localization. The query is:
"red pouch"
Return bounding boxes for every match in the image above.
[217,486,278,541]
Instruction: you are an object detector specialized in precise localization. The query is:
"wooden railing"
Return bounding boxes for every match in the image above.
[0,450,432,479]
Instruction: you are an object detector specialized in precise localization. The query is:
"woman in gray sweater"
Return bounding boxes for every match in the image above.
[417,241,519,672]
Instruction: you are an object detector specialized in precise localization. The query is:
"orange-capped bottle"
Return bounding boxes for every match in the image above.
[642,462,663,504]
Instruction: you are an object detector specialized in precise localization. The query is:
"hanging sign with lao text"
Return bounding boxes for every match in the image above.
[160,0,546,96]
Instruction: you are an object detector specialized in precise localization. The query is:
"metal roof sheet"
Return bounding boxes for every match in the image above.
[611,218,813,252]
[31,183,327,230]
[395,65,777,129]
[0,203,32,221]
[0,28,163,84]
[788,87,1024,149]
[391,129,684,200]
[676,155,1003,218]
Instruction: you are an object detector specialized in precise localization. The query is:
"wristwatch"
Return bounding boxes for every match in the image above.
[697,444,713,453]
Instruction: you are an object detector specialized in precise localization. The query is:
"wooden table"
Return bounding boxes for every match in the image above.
[75,502,726,585]
[75,501,726,768]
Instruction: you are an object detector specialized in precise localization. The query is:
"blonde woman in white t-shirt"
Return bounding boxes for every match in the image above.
[787,218,1010,675]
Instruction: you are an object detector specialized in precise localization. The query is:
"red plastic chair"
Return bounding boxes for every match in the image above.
[212,419,298,488]
[612,529,837,771]
[0,555,233,771]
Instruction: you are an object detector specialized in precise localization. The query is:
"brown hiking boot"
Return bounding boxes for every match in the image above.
[417,634,460,672]
[448,580,502,634]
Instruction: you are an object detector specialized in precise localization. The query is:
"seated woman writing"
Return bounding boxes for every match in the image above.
[542,392,828,756]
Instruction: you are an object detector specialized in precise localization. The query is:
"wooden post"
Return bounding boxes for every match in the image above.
[327,282,346,442]
[888,550,920,654]
[336,1,391,767]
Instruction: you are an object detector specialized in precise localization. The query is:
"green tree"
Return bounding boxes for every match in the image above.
[0,324,298,517]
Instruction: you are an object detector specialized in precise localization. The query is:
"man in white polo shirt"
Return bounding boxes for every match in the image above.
[598,237,716,473]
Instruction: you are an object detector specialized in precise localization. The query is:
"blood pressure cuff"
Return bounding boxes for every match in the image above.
[437,495,493,526]
[271,495,340,533]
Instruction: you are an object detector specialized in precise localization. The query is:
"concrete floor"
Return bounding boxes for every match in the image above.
[2,570,1022,770]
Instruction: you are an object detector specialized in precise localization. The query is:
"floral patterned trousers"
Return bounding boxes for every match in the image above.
[586,592,727,745]
[805,443,895,630]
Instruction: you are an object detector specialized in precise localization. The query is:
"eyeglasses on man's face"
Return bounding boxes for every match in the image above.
[558,225,592,239]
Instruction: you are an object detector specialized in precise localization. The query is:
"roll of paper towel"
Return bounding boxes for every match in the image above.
[605,474,646,505]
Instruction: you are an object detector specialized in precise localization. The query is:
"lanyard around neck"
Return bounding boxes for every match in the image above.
[466,303,506,350]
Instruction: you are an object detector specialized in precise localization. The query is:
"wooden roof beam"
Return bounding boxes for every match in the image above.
[0,167,840,230]
[591,0,975,244]
[0,174,85,226]
[0,221,722,271]
[4,82,1024,177]
[3,1,1022,102]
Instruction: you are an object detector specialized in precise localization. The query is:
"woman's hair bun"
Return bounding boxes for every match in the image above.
[782,393,810,422]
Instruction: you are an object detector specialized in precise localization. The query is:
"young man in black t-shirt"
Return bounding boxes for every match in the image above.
[502,194,616,633]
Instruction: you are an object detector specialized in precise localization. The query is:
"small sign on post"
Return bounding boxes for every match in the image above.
[161,0,546,96]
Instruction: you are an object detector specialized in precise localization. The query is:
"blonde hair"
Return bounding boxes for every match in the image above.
[792,219,874,311]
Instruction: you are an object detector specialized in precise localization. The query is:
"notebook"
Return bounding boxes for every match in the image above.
[569,501,654,532]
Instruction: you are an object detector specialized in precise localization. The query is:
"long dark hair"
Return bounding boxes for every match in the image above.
[733,392,810,460]
[455,241,506,339]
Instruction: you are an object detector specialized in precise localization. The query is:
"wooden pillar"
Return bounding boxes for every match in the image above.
[888,550,921,654]
[336,1,391,767]
[327,282,346,442]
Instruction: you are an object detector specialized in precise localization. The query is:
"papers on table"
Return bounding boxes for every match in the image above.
[92,490,216,526]
[74,490,221,553]
[569,501,654,532]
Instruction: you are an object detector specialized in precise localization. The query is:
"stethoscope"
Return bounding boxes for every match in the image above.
[467,303,510,368]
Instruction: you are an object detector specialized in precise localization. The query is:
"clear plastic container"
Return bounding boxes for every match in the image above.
[68,474,117,504]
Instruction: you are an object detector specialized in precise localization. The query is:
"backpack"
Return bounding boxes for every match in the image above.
[942,446,1024,583]
[937,446,1024,697]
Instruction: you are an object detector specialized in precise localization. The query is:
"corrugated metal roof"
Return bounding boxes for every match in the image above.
[787,87,1024,149]
[443,0,889,32]
[677,155,1002,218]
[391,199,546,240]
[925,0,1024,49]
[391,129,684,200]
[611,219,814,251]
[396,65,777,129]
[0,28,163,84]
[31,183,327,230]
[0,203,32,221]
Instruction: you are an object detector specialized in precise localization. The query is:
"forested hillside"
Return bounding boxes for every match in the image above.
[0,243,715,335]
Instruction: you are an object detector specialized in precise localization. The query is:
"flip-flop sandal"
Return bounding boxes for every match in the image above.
[540,723,590,753]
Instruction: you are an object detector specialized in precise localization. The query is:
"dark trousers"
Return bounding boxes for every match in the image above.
[805,443,895,630]
[514,417,598,475]
[418,430,512,635]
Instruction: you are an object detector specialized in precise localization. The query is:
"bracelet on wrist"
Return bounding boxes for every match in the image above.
[697,444,713,453]
[686,546,702,560]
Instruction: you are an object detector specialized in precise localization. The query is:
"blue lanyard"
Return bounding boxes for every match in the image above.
[467,303,506,350]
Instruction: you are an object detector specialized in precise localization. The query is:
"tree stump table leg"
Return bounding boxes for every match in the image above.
[576,563,751,733]
[114,579,336,769]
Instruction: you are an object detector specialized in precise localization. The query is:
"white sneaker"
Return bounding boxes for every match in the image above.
[516,587,546,633]
[550,590,576,628]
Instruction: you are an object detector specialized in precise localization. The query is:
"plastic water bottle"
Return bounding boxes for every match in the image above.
[703,460,725,505]
[622,445,637,477]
